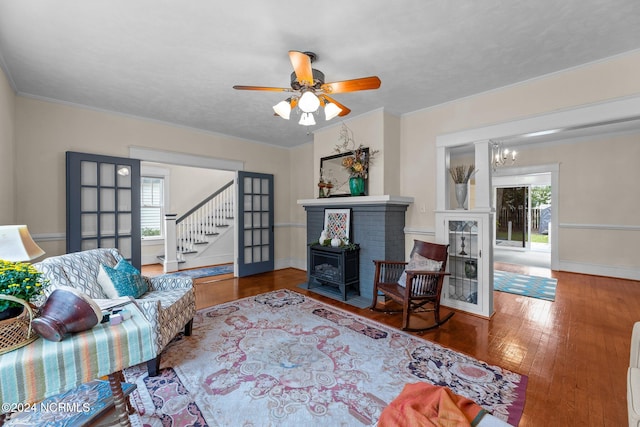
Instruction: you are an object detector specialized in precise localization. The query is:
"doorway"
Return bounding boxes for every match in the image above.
[495,186,528,248]
[493,172,553,269]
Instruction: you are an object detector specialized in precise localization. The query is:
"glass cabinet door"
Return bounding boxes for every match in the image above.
[446,220,481,309]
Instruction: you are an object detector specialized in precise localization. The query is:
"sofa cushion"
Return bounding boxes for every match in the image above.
[98,260,148,299]
[35,249,121,299]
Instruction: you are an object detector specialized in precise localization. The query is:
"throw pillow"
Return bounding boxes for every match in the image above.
[397,252,443,288]
[97,259,148,299]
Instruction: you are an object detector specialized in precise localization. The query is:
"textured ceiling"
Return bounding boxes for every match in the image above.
[1,1,640,147]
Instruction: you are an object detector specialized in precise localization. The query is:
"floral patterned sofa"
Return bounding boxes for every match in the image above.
[34,248,195,376]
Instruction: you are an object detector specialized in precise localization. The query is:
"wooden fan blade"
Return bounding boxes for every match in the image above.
[321,76,381,94]
[319,94,351,116]
[289,51,314,86]
[233,85,291,92]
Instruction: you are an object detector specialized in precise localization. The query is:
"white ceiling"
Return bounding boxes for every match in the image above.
[1,1,640,148]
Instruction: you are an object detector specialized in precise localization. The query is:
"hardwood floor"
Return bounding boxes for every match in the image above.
[143,263,639,426]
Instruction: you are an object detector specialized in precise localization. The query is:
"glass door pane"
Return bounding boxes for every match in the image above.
[66,151,141,268]
[447,220,479,306]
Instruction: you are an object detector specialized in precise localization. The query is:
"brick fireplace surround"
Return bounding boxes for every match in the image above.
[298,196,413,306]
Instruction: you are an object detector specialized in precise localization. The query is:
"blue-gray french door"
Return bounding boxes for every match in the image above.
[237,171,274,277]
[66,151,141,268]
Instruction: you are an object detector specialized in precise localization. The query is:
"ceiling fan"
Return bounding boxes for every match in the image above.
[233,51,381,126]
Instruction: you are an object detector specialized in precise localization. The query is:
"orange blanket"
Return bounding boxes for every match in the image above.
[378,383,488,427]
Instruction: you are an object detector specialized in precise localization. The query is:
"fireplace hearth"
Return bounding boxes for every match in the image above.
[299,196,413,306]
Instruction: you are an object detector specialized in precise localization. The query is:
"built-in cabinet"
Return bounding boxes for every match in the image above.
[436,211,494,318]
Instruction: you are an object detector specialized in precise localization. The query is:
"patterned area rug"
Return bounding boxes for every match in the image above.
[163,264,233,279]
[3,380,138,426]
[494,270,557,301]
[124,290,527,426]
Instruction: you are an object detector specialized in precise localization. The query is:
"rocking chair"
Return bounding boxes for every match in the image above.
[370,240,453,332]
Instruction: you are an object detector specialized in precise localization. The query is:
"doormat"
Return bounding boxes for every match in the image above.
[124,290,527,426]
[494,270,557,301]
[163,264,233,279]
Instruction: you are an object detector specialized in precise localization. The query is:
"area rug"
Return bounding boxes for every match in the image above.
[3,380,138,426]
[124,290,527,426]
[163,263,233,279]
[494,270,557,301]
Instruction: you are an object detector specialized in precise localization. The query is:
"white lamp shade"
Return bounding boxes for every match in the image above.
[298,112,316,126]
[272,100,291,120]
[324,102,342,121]
[298,91,320,113]
[0,225,45,262]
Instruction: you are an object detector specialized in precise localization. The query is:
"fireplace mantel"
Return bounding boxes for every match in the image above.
[299,195,413,306]
[297,195,414,207]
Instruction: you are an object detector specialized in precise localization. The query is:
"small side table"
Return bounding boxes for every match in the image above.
[0,302,156,427]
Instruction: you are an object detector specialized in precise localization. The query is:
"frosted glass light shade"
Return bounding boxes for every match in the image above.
[298,112,316,126]
[298,91,320,113]
[272,100,291,120]
[324,102,342,120]
[0,225,45,261]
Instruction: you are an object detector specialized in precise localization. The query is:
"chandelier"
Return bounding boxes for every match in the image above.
[491,140,517,171]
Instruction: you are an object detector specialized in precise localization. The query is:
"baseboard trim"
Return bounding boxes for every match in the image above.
[559,260,640,281]
[277,258,306,271]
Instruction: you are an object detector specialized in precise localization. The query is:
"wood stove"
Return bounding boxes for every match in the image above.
[307,244,360,300]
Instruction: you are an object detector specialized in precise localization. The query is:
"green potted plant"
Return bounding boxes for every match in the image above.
[0,260,49,320]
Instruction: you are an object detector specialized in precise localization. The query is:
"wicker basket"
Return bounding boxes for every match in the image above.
[0,294,38,355]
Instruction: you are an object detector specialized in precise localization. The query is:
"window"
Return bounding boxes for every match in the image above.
[141,176,164,238]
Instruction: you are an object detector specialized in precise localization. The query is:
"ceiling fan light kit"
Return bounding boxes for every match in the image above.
[298,90,321,113]
[272,99,292,120]
[299,112,316,126]
[234,51,381,126]
[323,102,342,121]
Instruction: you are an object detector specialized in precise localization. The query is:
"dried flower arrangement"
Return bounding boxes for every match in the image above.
[449,164,476,184]
[334,124,379,179]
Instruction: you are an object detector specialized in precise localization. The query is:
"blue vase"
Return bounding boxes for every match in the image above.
[349,176,365,196]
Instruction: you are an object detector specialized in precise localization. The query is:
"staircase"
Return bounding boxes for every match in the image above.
[161,180,235,271]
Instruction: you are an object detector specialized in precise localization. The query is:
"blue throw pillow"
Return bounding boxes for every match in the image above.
[97,259,148,298]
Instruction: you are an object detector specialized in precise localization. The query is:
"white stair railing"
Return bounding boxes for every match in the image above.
[163,181,234,272]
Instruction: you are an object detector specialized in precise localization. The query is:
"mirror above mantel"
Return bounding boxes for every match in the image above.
[319,148,370,197]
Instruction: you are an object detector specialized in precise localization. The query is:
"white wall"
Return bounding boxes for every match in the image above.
[400,51,640,278]
[13,97,297,269]
[291,50,640,279]
[288,142,314,270]
[5,49,640,280]
[0,66,15,224]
